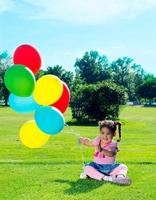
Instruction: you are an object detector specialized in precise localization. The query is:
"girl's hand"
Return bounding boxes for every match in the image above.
[79,137,87,144]
[79,137,94,147]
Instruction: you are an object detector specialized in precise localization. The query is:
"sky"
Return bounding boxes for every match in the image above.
[0,0,156,75]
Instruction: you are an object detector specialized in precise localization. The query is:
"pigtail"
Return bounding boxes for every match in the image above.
[114,121,122,142]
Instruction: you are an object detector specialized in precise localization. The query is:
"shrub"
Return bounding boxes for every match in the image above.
[70,81,126,121]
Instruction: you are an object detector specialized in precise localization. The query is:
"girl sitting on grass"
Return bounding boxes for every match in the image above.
[79,120,131,185]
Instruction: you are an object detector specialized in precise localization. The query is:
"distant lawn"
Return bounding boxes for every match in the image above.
[0,106,156,200]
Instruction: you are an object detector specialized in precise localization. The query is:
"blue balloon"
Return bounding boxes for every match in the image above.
[34,106,65,135]
[9,93,39,114]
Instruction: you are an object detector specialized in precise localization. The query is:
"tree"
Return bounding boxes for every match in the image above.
[137,78,156,105]
[0,51,11,106]
[35,69,46,80]
[71,73,84,93]
[46,65,74,89]
[75,50,111,84]
[110,57,145,101]
[144,73,155,82]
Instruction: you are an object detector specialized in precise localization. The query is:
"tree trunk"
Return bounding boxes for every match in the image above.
[4,96,8,106]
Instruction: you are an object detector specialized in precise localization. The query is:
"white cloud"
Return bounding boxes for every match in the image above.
[1,0,156,24]
[0,0,13,13]
[23,0,156,24]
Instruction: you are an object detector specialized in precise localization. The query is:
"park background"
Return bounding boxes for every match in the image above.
[0,1,156,200]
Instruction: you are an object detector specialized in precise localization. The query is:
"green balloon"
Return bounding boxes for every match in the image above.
[4,64,35,97]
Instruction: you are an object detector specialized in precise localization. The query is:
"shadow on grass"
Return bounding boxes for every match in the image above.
[55,179,104,195]
[0,160,81,165]
[1,160,156,165]
[65,120,97,127]
[125,161,156,165]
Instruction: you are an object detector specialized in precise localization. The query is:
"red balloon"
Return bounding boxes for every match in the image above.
[51,82,70,113]
[13,44,41,74]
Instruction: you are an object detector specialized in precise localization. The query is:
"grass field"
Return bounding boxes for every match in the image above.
[0,106,156,200]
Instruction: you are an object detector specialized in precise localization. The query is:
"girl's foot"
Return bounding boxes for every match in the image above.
[112,176,132,185]
[103,175,131,185]
[80,172,87,179]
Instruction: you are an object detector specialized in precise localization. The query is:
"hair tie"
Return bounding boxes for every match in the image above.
[114,121,121,126]
[114,121,117,126]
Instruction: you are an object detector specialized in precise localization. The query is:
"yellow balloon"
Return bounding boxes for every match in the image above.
[19,120,50,148]
[33,75,63,105]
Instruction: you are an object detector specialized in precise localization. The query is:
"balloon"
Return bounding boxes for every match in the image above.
[8,93,39,114]
[19,120,50,148]
[33,75,63,106]
[51,82,70,113]
[35,106,65,135]
[4,64,35,97]
[13,44,41,74]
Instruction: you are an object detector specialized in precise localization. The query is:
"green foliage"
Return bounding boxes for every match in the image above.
[74,52,147,101]
[137,78,156,104]
[144,73,155,81]
[70,81,126,121]
[0,49,155,109]
[46,65,74,89]
[0,51,11,105]
[110,57,145,101]
[35,69,46,80]
[75,50,111,84]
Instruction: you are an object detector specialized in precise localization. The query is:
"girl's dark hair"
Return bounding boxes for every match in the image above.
[98,120,122,142]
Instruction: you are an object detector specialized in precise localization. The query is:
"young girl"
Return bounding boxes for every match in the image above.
[79,120,131,185]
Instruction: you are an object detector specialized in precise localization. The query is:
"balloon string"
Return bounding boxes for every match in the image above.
[65,123,85,169]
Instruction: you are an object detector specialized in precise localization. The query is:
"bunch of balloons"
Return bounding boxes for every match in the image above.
[4,44,70,148]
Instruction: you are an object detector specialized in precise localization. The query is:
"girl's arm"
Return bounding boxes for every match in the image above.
[79,137,94,147]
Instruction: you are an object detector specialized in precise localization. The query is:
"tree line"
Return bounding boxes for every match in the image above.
[0,50,156,120]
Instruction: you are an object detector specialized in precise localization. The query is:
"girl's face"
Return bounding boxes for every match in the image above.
[100,127,114,144]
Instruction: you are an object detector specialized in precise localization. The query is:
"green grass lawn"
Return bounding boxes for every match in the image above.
[0,106,156,200]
